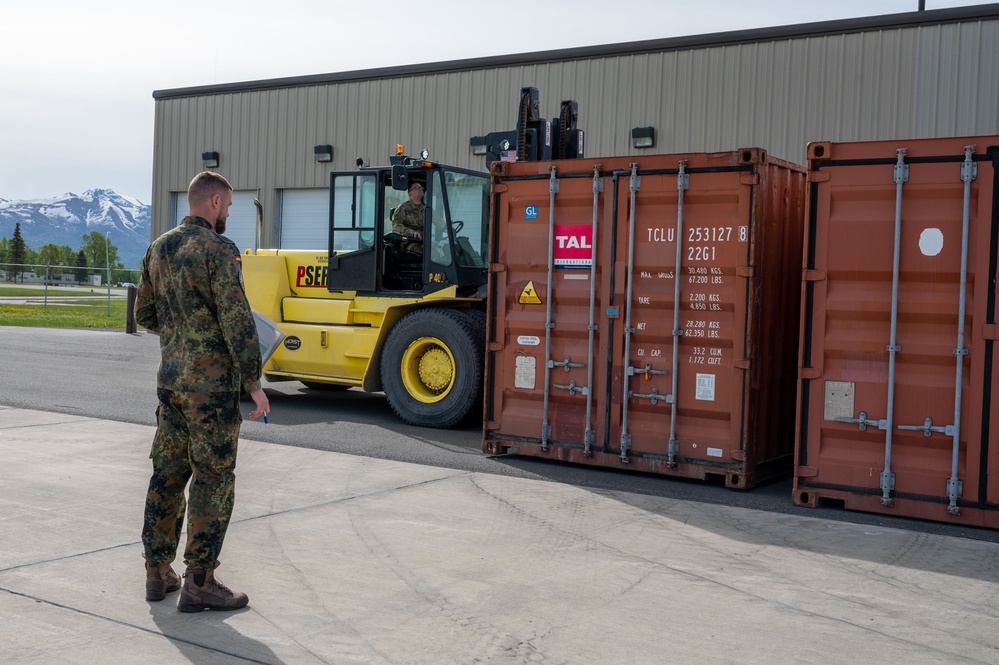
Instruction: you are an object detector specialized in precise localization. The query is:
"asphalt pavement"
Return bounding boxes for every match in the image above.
[2,404,998,664]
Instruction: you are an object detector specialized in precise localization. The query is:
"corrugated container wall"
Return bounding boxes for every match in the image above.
[794,137,999,527]
[151,9,999,243]
[483,150,805,488]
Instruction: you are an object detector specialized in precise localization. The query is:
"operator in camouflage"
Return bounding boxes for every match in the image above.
[390,181,451,260]
[136,170,269,613]
[391,181,427,253]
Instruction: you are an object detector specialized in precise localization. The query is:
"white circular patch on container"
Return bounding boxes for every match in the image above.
[919,228,944,257]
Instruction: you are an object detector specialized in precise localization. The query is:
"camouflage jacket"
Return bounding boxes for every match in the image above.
[391,201,426,236]
[136,216,262,394]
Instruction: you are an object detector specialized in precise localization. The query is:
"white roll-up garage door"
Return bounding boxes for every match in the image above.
[171,190,258,255]
[279,189,329,250]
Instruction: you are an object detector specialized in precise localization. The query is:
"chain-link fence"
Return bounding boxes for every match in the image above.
[0,262,142,328]
[0,262,140,287]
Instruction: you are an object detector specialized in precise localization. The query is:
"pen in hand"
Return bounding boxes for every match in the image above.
[263,412,268,426]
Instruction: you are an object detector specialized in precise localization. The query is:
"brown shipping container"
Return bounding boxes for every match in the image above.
[484,150,806,488]
[795,137,999,527]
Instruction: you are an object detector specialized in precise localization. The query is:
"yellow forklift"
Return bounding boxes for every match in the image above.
[242,88,582,428]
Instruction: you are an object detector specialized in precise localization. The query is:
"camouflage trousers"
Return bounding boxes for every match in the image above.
[142,388,242,571]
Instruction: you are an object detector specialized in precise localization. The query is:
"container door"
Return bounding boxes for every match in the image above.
[797,140,999,522]
[608,162,754,481]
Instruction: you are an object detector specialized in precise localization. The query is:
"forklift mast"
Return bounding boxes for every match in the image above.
[484,87,584,165]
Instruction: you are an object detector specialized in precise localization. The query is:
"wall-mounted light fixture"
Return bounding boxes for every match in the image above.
[631,127,656,149]
[314,144,333,162]
[469,136,487,156]
[202,151,220,169]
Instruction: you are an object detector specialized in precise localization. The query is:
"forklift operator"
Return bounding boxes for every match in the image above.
[391,182,426,244]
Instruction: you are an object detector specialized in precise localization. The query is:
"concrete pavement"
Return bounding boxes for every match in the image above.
[1,404,998,664]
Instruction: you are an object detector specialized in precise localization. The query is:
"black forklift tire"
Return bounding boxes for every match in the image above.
[380,308,484,428]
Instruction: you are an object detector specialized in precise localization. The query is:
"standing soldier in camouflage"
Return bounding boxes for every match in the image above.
[136,171,269,612]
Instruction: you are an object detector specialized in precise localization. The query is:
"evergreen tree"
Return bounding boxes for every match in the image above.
[74,250,89,285]
[9,222,27,282]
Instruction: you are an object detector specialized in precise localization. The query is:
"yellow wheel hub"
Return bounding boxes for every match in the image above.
[400,337,456,403]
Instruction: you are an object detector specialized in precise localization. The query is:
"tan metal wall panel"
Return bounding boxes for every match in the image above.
[151,18,999,243]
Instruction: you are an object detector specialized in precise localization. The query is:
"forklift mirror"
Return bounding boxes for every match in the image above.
[392,164,409,191]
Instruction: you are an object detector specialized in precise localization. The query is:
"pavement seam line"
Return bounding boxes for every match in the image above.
[0,473,475,574]
[0,418,102,430]
[237,470,475,524]
[0,586,279,665]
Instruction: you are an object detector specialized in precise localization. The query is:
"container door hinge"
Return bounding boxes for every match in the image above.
[803,269,826,282]
[807,171,831,183]
[740,173,760,186]
[734,358,751,370]
[800,367,821,380]
[982,324,999,340]
[737,266,755,278]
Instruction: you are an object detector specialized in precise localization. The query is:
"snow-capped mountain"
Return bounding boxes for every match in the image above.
[0,189,150,267]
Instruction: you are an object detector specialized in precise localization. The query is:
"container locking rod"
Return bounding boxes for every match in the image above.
[880,148,908,506]
[945,145,976,514]
[667,161,689,468]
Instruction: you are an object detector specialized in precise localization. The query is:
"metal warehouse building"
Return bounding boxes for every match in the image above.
[150,4,999,251]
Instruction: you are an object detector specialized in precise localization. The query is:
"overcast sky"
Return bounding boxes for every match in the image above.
[1,0,992,202]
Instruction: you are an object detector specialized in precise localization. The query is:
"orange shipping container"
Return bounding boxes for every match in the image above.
[484,150,805,488]
[794,137,999,527]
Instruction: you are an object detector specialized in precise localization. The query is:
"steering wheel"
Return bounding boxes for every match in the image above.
[451,220,464,234]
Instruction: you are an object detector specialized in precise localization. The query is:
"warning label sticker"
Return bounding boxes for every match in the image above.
[519,281,542,305]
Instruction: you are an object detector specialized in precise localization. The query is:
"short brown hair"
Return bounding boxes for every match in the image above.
[188,171,233,208]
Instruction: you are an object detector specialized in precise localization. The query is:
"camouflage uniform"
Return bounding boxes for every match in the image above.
[391,200,426,253]
[218,235,242,262]
[136,216,262,571]
[391,200,426,236]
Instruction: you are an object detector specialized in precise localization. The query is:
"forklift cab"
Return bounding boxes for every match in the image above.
[326,155,490,297]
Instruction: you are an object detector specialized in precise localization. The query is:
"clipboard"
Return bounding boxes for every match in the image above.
[252,310,286,367]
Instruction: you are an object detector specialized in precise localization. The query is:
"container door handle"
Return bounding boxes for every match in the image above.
[897,416,955,438]
[835,411,888,432]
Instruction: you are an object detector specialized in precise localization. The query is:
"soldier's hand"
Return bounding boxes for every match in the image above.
[247,388,270,421]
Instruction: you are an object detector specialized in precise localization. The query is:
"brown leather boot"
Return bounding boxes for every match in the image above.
[177,569,249,612]
[145,563,181,601]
